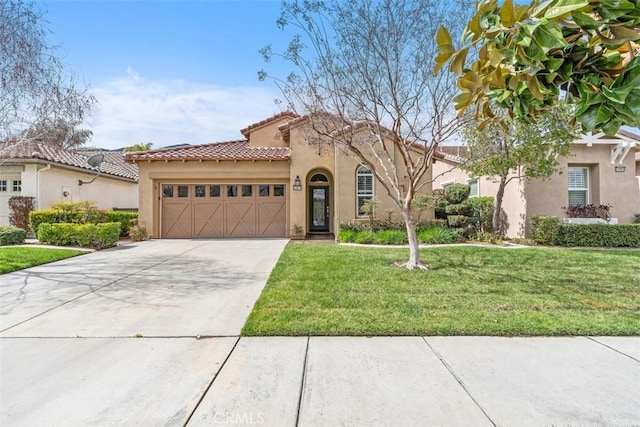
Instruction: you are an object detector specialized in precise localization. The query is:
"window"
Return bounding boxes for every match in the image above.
[209,185,220,197]
[0,180,7,192]
[177,185,189,197]
[467,179,478,198]
[227,185,238,197]
[259,185,270,197]
[12,180,21,192]
[274,185,285,197]
[568,167,588,206]
[242,185,252,197]
[195,185,206,197]
[162,185,173,198]
[356,166,374,216]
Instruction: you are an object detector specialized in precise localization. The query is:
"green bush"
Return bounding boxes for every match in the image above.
[444,184,470,204]
[338,229,358,243]
[447,215,469,228]
[468,197,494,232]
[0,226,27,246]
[374,230,407,245]
[555,224,640,247]
[634,214,640,224]
[101,211,138,235]
[354,231,377,244]
[530,215,560,245]
[445,202,471,216]
[37,222,121,249]
[416,219,448,229]
[417,226,458,244]
[30,206,137,237]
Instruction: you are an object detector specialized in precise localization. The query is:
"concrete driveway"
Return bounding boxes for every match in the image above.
[0,239,288,425]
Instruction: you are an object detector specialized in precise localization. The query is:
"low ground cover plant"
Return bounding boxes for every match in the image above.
[0,246,88,274]
[242,244,640,336]
[339,221,459,245]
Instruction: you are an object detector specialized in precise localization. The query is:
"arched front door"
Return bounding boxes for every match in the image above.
[308,172,331,233]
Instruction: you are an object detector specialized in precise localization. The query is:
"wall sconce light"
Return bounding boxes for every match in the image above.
[293,175,302,191]
[62,191,70,197]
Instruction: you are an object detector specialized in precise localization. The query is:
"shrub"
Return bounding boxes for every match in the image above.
[354,231,377,244]
[563,204,612,220]
[444,183,470,204]
[374,230,407,245]
[417,226,458,244]
[49,200,102,223]
[634,214,640,224]
[445,202,471,216]
[467,197,494,232]
[338,229,358,243]
[447,215,469,228]
[101,211,138,236]
[0,226,27,246]
[530,215,560,245]
[128,219,149,241]
[37,222,121,249]
[30,210,63,235]
[8,196,36,233]
[416,219,447,229]
[340,221,368,232]
[555,224,640,247]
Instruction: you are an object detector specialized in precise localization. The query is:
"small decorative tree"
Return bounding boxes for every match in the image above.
[8,196,36,233]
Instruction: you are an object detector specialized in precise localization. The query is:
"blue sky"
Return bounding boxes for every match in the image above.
[41,0,293,150]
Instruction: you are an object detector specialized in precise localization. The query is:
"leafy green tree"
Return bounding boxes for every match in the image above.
[436,0,640,135]
[460,103,580,234]
[123,142,153,152]
[260,0,473,269]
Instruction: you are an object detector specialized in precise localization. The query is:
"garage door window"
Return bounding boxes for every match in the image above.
[242,185,252,197]
[195,185,206,197]
[274,185,285,197]
[163,185,173,198]
[178,186,189,197]
[227,185,237,197]
[259,185,269,196]
[210,185,220,197]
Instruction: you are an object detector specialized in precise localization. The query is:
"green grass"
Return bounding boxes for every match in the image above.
[0,246,88,274]
[242,244,640,336]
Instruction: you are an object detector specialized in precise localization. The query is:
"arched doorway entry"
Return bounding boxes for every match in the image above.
[307,170,333,233]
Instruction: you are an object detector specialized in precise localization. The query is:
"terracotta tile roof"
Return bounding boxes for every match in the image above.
[0,140,138,181]
[123,140,290,162]
[438,145,468,158]
[240,111,299,137]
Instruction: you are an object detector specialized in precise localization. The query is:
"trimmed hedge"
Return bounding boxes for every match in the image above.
[37,222,121,249]
[530,215,560,245]
[30,209,137,236]
[338,226,459,245]
[555,224,640,247]
[0,226,27,246]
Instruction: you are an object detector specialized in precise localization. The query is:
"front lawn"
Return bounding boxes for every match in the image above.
[0,246,88,274]
[242,245,640,336]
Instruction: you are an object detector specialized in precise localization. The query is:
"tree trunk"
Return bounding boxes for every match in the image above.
[492,175,507,235]
[401,206,422,269]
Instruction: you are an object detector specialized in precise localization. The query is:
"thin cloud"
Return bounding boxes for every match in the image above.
[86,69,284,150]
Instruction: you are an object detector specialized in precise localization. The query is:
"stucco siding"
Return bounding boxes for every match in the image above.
[525,145,640,229]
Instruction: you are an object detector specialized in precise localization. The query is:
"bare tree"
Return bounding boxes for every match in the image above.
[0,1,94,147]
[260,0,473,269]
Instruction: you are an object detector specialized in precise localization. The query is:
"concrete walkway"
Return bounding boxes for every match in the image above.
[1,240,639,426]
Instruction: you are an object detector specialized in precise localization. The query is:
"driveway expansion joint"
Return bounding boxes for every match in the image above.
[587,336,640,363]
[294,337,310,427]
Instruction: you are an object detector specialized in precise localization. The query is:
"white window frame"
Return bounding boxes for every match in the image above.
[568,166,589,206]
[0,180,7,192]
[440,180,454,189]
[466,178,479,198]
[12,180,21,193]
[356,165,374,217]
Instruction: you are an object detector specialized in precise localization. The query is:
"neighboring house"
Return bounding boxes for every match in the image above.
[0,140,139,226]
[124,112,434,239]
[433,131,640,238]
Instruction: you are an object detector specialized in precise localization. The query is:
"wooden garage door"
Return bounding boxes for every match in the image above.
[161,184,286,238]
